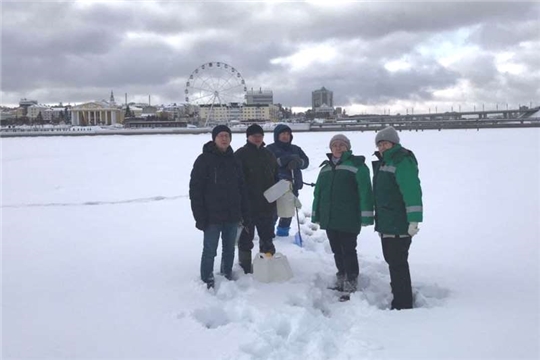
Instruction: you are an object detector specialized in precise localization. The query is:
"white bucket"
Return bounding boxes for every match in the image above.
[264,180,292,203]
[276,191,297,218]
[252,252,293,283]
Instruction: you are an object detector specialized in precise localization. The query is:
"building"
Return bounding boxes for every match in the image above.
[242,104,280,122]
[312,87,333,110]
[314,103,335,117]
[19,98,38,115]
[198,104,231,124]
[198,103,280,125]
[27,104,50,120]
[71,101,123,126]
[246,88,273,105]
[44,107,69,122]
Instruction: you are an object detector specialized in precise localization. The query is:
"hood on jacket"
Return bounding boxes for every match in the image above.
[273,124,293,143]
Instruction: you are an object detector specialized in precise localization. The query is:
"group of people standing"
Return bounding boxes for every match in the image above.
[189,124,422,310]
[189,124,308,288]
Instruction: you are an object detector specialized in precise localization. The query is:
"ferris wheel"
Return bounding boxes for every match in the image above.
[185,62,247,126]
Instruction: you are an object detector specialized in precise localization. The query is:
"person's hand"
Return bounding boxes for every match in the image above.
[287,157,301,170]
[408,222,420,236]
[195,220,207,231]
[280,154,302,169]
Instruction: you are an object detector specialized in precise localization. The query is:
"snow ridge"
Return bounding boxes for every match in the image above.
[2,195,186,208]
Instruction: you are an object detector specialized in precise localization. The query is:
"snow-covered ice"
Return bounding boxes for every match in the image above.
[2,128,539,359]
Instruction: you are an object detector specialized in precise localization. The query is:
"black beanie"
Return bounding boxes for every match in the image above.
[212,125,232,141]
[246,124,264,137]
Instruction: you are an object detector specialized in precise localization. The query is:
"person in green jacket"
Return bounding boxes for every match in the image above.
[372,126,423,310]
[312,134,374,293]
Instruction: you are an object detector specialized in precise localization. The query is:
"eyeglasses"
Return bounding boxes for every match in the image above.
[331,142,348,149]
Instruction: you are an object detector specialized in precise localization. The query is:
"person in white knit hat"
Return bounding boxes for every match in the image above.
[312,134,374,298]
[372,126,423,309]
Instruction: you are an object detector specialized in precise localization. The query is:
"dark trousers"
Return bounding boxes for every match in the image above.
[238,216,276,254]
[201,223,237,283]
[326,229,359,280]
[381,236,413,310]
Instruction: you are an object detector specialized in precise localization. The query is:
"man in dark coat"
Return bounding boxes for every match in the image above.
[234,124,279,272]
[266,124,309,237]
[189,125,250,289]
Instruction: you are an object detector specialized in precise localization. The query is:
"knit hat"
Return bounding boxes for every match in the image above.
[246,124,264,137]
[212,125,232,141]
[375,126,400,145]
[329,134,351,150]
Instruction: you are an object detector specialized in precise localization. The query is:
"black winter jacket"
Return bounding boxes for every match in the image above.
[235,141,278,217]
[189,141,250,228]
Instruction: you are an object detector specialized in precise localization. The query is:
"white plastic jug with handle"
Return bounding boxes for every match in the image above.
[252,252,293,283]
[276,191,297,217]
[263,180,292,203]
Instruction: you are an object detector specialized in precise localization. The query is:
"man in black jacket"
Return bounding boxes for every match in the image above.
[189,125,250,289]
[235,124,279,273]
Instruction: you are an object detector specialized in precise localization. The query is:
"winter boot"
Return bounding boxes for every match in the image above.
[238,250,252,274]
[343,276,358,293]
[276,226,290,237]
[205,275,215,290]
[259,239,276,256]
[329,273,346,291]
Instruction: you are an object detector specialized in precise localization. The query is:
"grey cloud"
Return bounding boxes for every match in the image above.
[469,21,540,50]
[452,53,500,87]
[1,1,538,110]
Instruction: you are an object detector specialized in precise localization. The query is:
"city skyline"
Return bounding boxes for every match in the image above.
[2,1,539,114]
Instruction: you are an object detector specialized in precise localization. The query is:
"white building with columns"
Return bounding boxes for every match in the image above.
[71,93,124,126]
[71,101,124,126]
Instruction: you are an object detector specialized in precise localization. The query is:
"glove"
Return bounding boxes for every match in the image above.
[195,220,207,231]
[280,154,301,167]
[287,157,302,170]
[408,222,420,237]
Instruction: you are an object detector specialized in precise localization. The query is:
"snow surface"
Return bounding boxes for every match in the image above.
[2,128,539,359]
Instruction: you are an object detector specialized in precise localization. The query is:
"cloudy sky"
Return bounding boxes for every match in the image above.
[2,1,539,114]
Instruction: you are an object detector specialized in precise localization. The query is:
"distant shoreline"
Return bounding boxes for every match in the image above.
[1,119,539,138]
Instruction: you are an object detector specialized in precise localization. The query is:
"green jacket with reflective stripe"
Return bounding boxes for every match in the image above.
[372,144,423,235]
[312,151,374,234]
